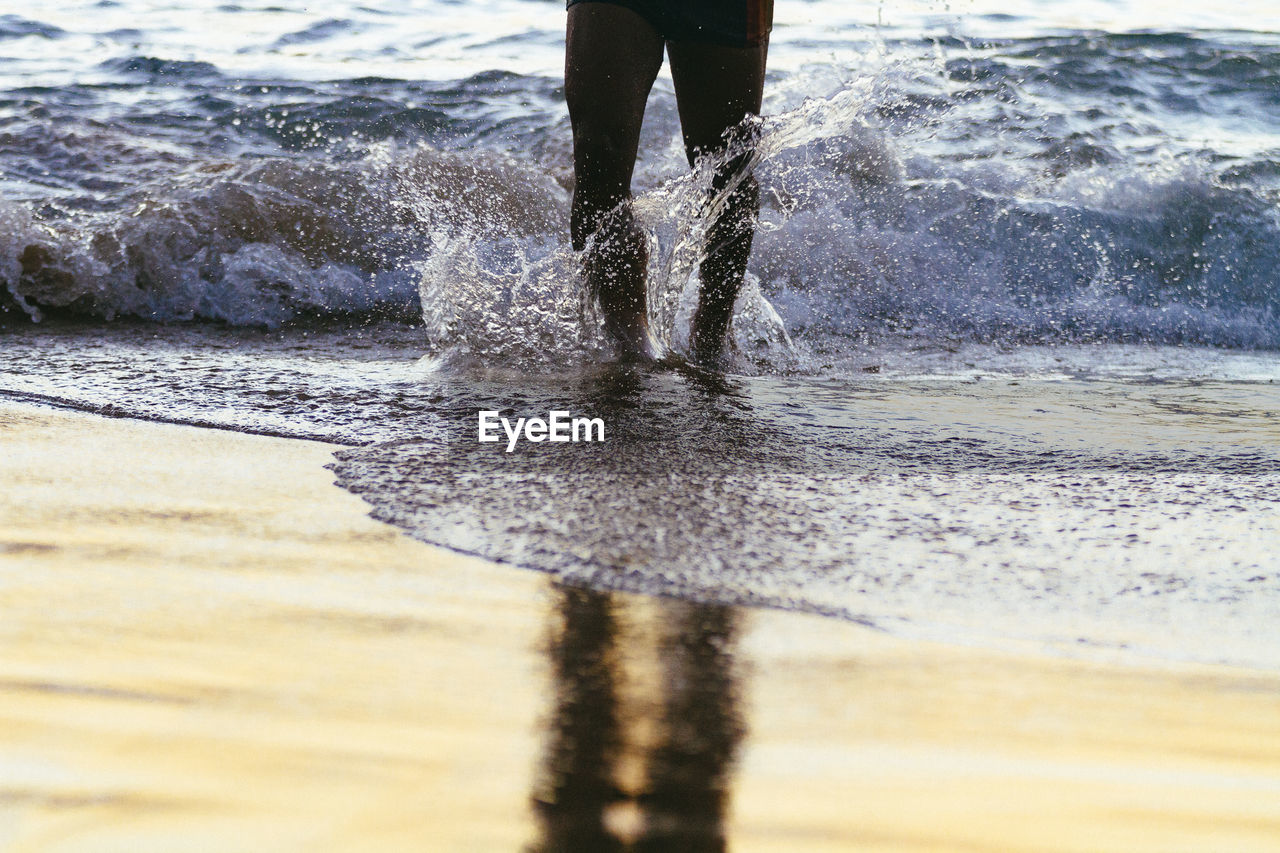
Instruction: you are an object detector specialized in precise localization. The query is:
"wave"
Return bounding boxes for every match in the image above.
[0,14,65,41]
[0,143,564,326]
[99,55,222,80]
[2,43,1278,360]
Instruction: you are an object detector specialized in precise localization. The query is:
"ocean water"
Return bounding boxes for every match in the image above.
[2,0,1278,667]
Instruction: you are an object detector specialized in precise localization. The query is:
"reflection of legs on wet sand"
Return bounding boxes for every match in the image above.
[530,586,743,853]
[637,601,743,853]
[531,586,626,853]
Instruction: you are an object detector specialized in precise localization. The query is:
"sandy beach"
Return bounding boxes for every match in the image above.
[2,399,1279,852]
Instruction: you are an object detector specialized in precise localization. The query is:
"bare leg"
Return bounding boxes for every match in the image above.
[667,40,767,364]
[566,3,665,360]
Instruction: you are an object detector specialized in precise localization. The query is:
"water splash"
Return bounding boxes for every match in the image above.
[413,111,803,372]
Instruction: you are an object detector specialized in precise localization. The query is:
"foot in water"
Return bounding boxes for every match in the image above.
[688,303,733,369]
[582,206,660,363]
[596,277,659,363]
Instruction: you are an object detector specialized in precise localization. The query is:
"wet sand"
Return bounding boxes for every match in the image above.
[2,399,1279,852]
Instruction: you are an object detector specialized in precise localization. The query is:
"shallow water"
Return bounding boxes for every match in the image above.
[2,0,1279,668]
[329,366,1280,669]
[6,321,1278,668]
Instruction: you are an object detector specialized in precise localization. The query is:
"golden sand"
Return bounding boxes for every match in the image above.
[2,401,1278,851]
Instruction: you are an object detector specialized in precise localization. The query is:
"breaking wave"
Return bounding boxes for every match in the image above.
[2,27,1278,366]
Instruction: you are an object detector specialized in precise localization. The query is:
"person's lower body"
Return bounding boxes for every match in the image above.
[564,0,770,363]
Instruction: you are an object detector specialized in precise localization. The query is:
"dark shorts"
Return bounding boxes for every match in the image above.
[566,0,773,48]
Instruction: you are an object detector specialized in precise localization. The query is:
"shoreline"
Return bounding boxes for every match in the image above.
[3,400,1279,851]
